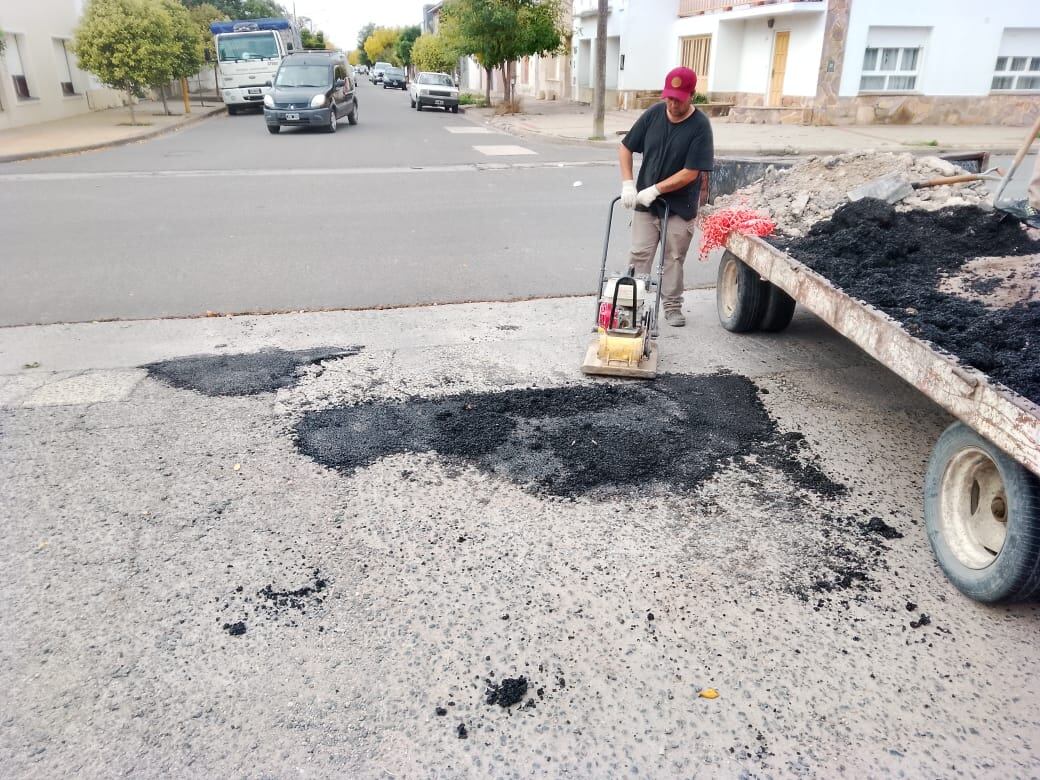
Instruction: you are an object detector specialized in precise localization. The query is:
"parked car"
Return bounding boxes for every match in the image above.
[371,61,391,84]
[382,66,406,89]
[410,72,459,113]
[263,50,358,133]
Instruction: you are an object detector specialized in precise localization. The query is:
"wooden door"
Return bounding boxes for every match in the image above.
[680,35,711,93]
[768,31,789,106]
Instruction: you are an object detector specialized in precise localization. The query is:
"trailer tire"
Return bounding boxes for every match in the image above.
[759,283,797,332]
[925,422,1040,603]
[716,250,769,333]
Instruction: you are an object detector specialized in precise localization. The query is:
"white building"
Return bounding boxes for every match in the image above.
[572,0,1039,125]
[0,0,121,131]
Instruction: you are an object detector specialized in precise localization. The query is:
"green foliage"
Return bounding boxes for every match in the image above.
[356,23,375,65]
[458,92,488,107]
[300,28,326,50]
[73,0,175,100]
[441,0,563,71]
[162,0,205,79]
[693,93,708,104]
[411,33,458,74]
[395,25,422,67]
[188,3,226,61]
[0,28,6,56]
[182,0,285,19]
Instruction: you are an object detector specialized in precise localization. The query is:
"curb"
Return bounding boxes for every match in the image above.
[472,118,1022,156]
[0,104,226,164]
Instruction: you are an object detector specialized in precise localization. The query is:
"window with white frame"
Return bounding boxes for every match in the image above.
[992,55,1040,90]
[4,33,33,99]
[53,38,79,96]
[860,46,920,91]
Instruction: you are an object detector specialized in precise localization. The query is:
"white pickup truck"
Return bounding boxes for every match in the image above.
[209,18,302,114]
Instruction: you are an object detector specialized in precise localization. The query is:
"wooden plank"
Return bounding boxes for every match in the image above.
[726,233,1040,476]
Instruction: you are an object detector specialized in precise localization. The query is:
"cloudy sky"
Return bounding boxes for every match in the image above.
[288,0,430,51]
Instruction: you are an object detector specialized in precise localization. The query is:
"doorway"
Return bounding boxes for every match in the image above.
[768,30,789,107]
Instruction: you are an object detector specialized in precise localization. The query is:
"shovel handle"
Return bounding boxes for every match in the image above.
[994,113,1040,204]
[913,174,987,189]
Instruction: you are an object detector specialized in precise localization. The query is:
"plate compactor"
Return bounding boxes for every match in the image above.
[581,197,669,380]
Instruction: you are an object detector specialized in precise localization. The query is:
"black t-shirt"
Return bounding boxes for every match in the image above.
[622,102,714,219]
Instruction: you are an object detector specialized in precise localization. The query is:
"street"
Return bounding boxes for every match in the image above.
[3,81,1040,779]
[0,82,672,327]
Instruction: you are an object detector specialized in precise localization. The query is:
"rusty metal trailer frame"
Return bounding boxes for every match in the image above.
[724,232,1040,477]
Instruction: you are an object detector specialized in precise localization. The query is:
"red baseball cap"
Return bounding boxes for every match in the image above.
[662,67,697,101]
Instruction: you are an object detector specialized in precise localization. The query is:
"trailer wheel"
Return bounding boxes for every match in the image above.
[716,250,769,332]
[925,422,1040,603]
[759,284,797,333]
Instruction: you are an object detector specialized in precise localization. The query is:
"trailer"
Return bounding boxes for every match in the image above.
[715,230,1040,603]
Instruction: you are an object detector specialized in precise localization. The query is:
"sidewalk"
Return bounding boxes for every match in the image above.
[469,98,1032,155]
[0,99,225,163]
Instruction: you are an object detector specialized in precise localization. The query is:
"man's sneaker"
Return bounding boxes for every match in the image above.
[664,310,686,327]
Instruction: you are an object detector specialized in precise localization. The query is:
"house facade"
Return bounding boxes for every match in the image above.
[0,0,122,131]
[572,0,1039,125]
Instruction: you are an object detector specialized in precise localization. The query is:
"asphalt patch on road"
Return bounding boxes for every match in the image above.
[772,200,1040,402]
[144,346,362,396]
[294,373,844,500]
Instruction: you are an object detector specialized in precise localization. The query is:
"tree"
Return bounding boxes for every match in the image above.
[411,34,458,75]
[300,28,326,50]
[73,0,176,125]
[364,27,401,66]
[395,25,422,69]
[158,0,205,115]
[356,22,375,65]
[441,0,563,106]
[348,49,361,66]
[188,2,226,63]
[182,0,285,19]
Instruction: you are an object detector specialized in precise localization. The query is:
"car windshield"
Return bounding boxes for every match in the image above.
[418,74,454,86]
[386,68,404,76]
[218,32,278,62]
[275,64,330,88]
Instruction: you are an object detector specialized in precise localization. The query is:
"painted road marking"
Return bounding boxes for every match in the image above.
[472,145,537,156]
[0,160,607,182]
[444,126,499,134]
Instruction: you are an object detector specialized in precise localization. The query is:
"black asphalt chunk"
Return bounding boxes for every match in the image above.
[294,373,844,499]
[486,677,528,708]
[773,201,1040,402]
[144,346,362,396]
[223,621,246,636]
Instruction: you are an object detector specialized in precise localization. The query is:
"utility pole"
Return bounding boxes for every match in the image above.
[592,0,607,139]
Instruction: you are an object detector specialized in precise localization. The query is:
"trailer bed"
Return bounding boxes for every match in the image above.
[724,232,1040,477]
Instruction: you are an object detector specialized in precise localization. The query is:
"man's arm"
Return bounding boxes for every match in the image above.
[656,168,703,194]
[619,143,635,181]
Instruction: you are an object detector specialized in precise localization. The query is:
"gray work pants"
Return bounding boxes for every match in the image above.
[628,209,697,312]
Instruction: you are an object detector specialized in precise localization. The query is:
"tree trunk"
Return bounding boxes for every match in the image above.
[158,83,171,116]
[593,0,608,139]
[127,91,137,125]
[484,66,492,106]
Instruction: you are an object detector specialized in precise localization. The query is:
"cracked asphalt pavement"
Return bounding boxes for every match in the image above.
[1,292,1039,778]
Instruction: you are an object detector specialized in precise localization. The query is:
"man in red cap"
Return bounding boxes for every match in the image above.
[619,66,714,326]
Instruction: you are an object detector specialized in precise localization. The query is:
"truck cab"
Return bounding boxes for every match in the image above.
[210,18,302,114]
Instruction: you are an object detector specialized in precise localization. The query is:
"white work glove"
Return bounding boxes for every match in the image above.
[635,185,661,208]
[621,179,637,209]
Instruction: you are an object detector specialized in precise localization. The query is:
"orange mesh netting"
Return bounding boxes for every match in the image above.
[698,207,776,261]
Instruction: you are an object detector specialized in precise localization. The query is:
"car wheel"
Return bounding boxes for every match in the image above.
[451,105,459,113]
[416,102,422,111]
[227,105,238,115]
[347,101,358,126]
[327,110,338,133]
[410,97,415,108]
[266,125,280,134]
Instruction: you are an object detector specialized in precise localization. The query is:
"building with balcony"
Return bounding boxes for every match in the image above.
[572,0,1039,125]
